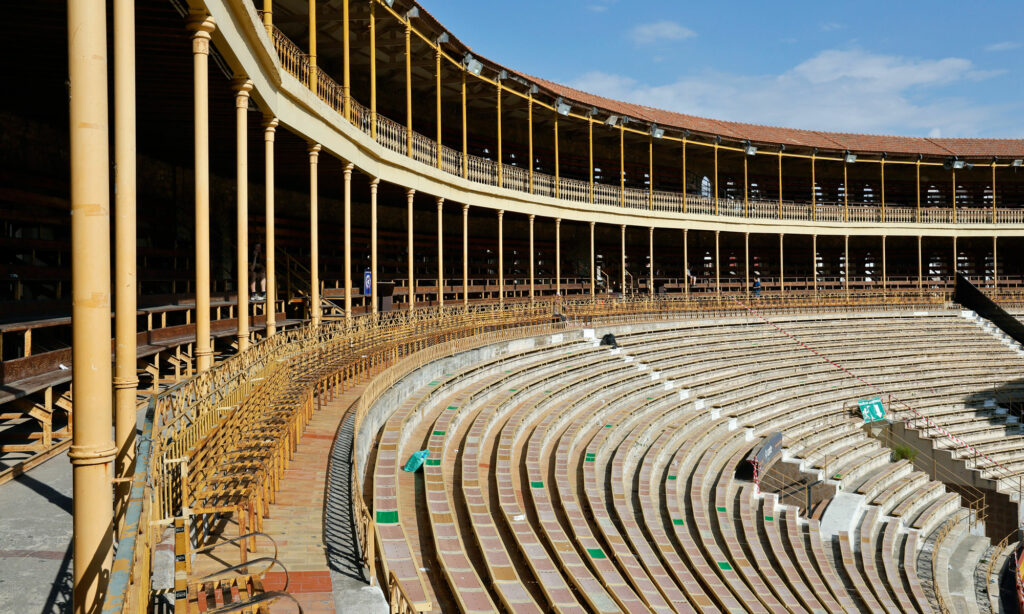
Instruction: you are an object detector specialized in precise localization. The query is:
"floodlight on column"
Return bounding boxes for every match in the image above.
[605,115,620,126]
[555,97,571,116]
[844,151,857,164]
[744,141,757,156]
[405,7,419,19]
[436,32,449,44]
[1012,159,1023,167]
[463,53,483,75]
[651,124,665,139]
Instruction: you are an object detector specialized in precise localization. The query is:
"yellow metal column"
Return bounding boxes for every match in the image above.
[437,198,444,307]
[405,22,412,156]
[713,142,719,215]
[528,214,535,303]
[952,169,957,223]
[528,93,534,193]
[263,0,273,36]
[68,0,115,609]
[461,72,467,178]
[648,136,653,210]
[369,1,376,139]
[496,81,502,187]
[264,117,278,336]
[777,152,783,219]
[843,159,848,222]
[916,159,921,222]
[619,124,625,207]
[590,221,596,298]
[812,234,818,295]
[743,154,748,217]
[993,236,998,289]
[810,152,816,221]
[714,230,721,298]
[436,48,442,169]
[191,14,215,372]
[881,235,887,294]
[588,116,594,203]
[114,0,138,522]
[648,226,654,295]
[952,235,958,275]
[620,225,626,296]
[681,139,687,213]
[683,229,689,297]
[992,162,997,221]
[554,113,560,198]
[744,232,749,297]
[462,204,469,307]
[881,158,886,222]
[918,236,923,292]
[309,145,321,326]
[555,218,561,296]
[844,234,849,297]
[308,0,316,91]
[498,210,504,305]
[407,188,415,310]
[342,0,350,120]
[344,163,353,319]
[233,80,252,350]
[779,233,785,294]
[370,178,379,313]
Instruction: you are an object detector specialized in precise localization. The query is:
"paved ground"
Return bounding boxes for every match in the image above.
[0,450,73,614]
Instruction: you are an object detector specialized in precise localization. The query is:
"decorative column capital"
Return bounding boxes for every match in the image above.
[589,221,596,228]
[528,214,535,222]
[436,197,445,208]
[187,12,216,54]
[262,116,279,138]
[308,143,321,160]
[406,187,416,198]
[555,217,561,226]
[232,78,253,107]
[462,203,469,213]
[68,443,118,467]
[369,176,380,189]
[497,209,504,219]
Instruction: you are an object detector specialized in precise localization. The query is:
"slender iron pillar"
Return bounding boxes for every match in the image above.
[554,114,560,197]
[263,118,278,335]
[437,198,444,307]
[744,232,750,296]
[496,82,502,186]
[620,225,626,296]
[435,48,442,168]
[648,227,654,295]
[114,0,139,522]
[528,215,535,302]
[192,14,215,372]
[555,218,561,296]
[233,80,252,350]
[407,188,415,310]
[308,144,321,326]
[369,1,376,138]
[993,236,998,288]
[681,140,687,213]
[404,23,412,156]
[590,222,596,297]
[714,230,721,297]
[683,229,689,297]
[342,0,350,119]
[69,0,115,609]
[527,94,534,192]
[344,163,353,318]
[462,204,469,307]
[881,235,887,293]
[812,234,818,295]
[370,177,379,313]
[307,0,316,90]
[779,234,785,294]
[498,210,504,305]
[917,236,923,291]
[263,0,273,36]
[844,235,849,296]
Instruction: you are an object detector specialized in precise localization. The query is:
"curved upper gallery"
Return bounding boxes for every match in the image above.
[209,0,1023,237]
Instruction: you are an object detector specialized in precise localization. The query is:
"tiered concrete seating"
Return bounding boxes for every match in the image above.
[362,310,1019,612]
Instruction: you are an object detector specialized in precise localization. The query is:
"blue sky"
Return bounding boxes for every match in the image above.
[423,1,1023,138]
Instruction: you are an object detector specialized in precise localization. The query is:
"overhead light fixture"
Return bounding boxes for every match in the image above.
[497,69,508,81]
[463,53,483,76]
[436,32,449,44]
[555,97,571,116]
[605,115,620,127]
[844,151,857,164]
[744,141,757,156]
[405,7,419,19]
[1012,159,1023,167]
[588,106,599,117]
[528,84,539,95]
[953,159,966,170]
[651,124,665,139]
[384,0,394,6]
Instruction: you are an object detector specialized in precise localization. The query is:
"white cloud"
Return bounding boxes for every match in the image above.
[567,48,1015,137]
[628,21,696,45]
[985,41,1021,52]
[587,0,617,12]
[820,22,844,32]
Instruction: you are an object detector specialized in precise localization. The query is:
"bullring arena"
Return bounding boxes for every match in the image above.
[3,0,1024,613]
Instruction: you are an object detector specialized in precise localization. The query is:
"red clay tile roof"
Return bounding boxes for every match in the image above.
[412,0,1024,160]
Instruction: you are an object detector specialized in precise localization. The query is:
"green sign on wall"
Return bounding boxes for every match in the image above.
[858,397,886,423]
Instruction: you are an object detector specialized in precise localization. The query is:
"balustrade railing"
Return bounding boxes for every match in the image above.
[261,20,1019,227]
